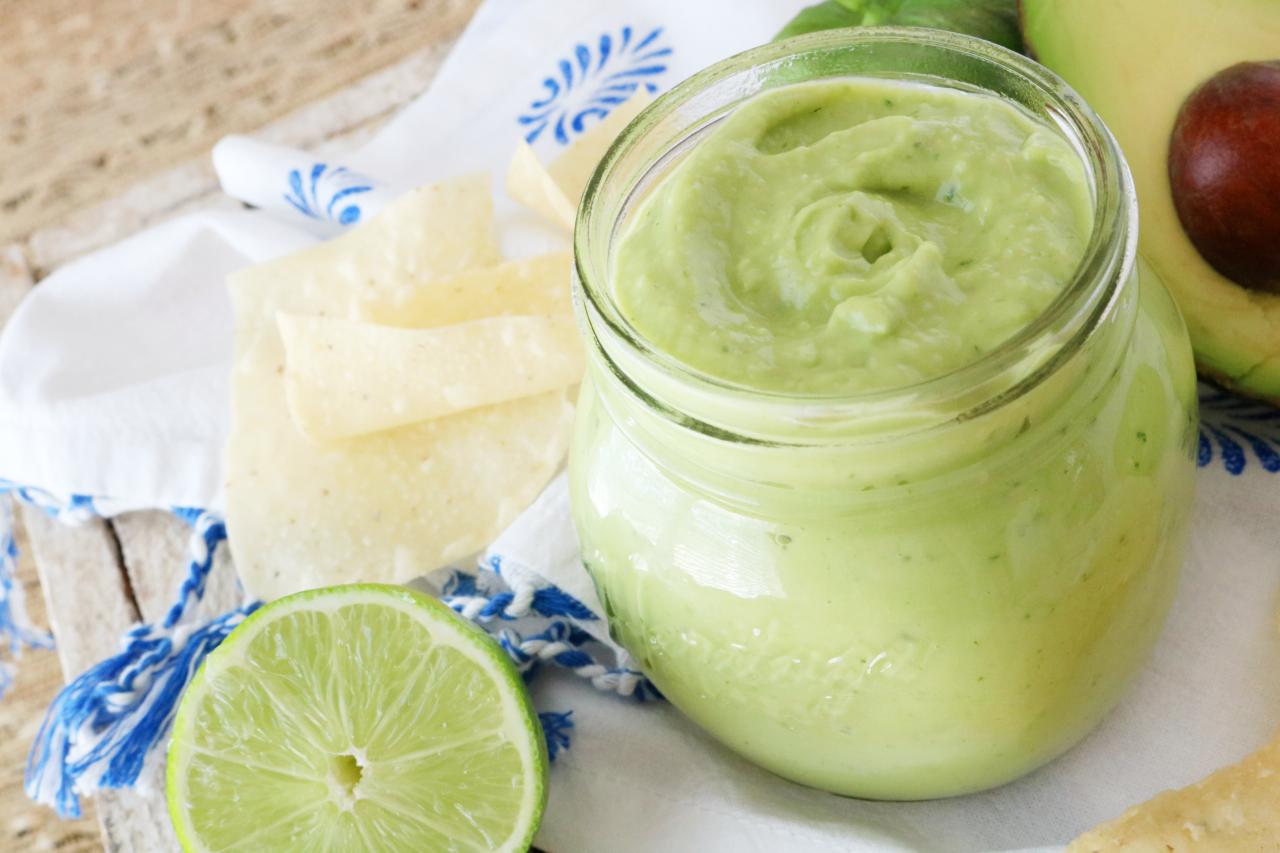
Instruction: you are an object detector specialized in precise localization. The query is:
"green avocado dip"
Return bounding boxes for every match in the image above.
[613,78,1094,394]
[572,60,1196,801]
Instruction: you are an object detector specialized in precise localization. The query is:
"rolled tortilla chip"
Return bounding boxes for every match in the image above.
[548,91,652,203]
[507,142,577,232]
[507,92,652,231]
[355,251,573,329]
[280,312,584,441]
[228,172,501,344]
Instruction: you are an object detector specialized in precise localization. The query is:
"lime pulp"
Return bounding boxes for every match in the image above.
[166,583,547,852]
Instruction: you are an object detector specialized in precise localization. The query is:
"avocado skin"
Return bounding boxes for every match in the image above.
[778,0,1023,52]
[1021,0,1280,401]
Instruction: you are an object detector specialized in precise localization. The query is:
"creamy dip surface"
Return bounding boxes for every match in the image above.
[612,77,1094,394]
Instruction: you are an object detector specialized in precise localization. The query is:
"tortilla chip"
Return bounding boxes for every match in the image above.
[225,176,574,600]
[355,252,573,328]
[507,93,651,231]
[507,142,577,231]
[229,172,501,343]
[1069,729,1280,851]
[280,313,584,441]
[548,92,652,203]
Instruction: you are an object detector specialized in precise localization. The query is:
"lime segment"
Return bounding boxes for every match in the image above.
[167,584,546,852]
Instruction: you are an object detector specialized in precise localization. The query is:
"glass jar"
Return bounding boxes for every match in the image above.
[570,28,1197,800]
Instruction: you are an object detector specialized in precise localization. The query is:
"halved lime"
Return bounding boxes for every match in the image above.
[166,583,546,852]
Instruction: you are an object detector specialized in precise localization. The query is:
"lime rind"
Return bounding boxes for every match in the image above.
[167,583,547,853]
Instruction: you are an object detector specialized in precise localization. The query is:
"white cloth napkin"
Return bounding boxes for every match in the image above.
[2,0,1278,849]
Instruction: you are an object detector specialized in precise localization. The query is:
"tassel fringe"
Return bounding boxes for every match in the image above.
[21,504,259,818]
[442,567,657,700]
[539,711,574,761]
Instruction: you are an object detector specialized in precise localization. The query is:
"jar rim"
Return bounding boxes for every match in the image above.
[573,26,1137,438]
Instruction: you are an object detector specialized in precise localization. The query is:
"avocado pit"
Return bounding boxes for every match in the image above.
[1168,61,1280,292]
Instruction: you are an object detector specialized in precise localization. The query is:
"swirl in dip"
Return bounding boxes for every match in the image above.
[614,78,1092,394]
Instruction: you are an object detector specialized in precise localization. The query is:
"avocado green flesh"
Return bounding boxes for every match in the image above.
[613,78,1093,395]
[1021,0,1280,399]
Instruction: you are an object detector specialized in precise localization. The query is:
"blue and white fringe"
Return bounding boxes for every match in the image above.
[538,711,575,761]
[3,485,655,818]
[442,558,658,700]
[3,489,260,819]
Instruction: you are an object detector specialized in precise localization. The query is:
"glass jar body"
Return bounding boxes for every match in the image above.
[570,261,1196,799]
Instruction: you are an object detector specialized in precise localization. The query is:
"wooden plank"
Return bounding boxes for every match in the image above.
[95,507,245,852]
[21,511,138,674]
[22,508,198,853]
[20,507,169,853]
[19,510,243,853]
[113,511,243,632]
[0,0,482,246]
[2,514,102,853]
[106,510,241,853]
[25,31,472,275]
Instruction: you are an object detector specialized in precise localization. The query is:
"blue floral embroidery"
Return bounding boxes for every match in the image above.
[1198,385,1280,475]
[283,164,374,226]
[518,26,672,146]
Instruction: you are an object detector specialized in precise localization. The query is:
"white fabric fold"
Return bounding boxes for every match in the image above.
[0,212,313,510]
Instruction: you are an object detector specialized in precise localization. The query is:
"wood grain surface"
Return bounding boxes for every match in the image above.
[0,0,480,245]
[0,1,484,850]
[1,516,102,853]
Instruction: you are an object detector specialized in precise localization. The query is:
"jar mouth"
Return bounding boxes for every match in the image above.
[574,27,1137,439]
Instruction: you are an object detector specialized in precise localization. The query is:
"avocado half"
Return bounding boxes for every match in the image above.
[1021,0,1280,400]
